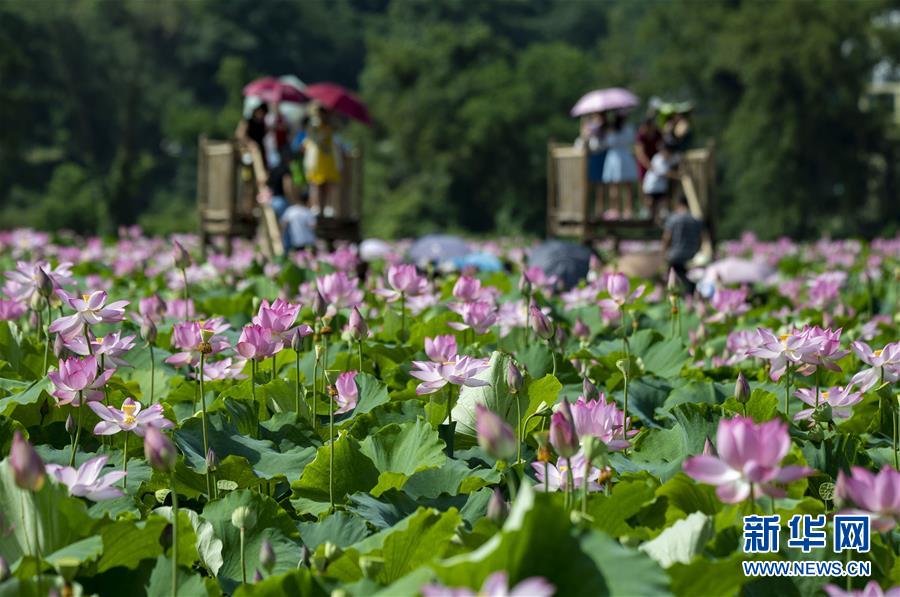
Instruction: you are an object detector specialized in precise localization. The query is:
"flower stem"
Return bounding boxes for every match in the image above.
[149,344,156,404]
[784,365,793,418]
[69,393,83,467]
[622,370,630,439]
[294,350,301,415]
[514,391,522,465]
[581,456,590,514]
[312,347,319,431]
[171,478,179,597]
[271,353,277,382]
[399,292,406,341]
[565,462,576,510]
[357,340,363,371]
[251,359,257,404]
[327,372,335,514]
[199,353,211,499]
[240,527,246,585]
[550,342,557,377]
[447,385,456,459]
[544,461,549,493]
[181,268,189,309]
[123,433,128,489]
[894,395,899,470]
[43,297,51,375]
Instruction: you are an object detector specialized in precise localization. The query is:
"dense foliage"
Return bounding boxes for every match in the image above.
[0,228,897,595]
[1,0,899,239]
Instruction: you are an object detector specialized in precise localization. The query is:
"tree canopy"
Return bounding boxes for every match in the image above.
[0,0,898,239]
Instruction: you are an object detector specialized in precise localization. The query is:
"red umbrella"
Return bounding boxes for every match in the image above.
[303,82,372,125]
[243,77,308,104]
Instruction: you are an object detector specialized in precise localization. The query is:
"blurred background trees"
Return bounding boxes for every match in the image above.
[1,0,898,240]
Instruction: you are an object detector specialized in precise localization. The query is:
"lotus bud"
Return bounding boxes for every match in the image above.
[299,544,311,568]
[231,505,256,530]
[141,318,157,345]
[703,436,717,457]
[312,291,327,318]
[36,267,54,299]
[555,325,566,346]
[506,361,523,395]
[291,329,304,352]
[322,542,341,562]
[359,555,384,579]
[667,268,678,294]
[734,373,750,404]
[349,307,367,341]
[30,292,44,311]
[530,303,553,340]
[206,448,218,472]
[259,539,276,573]
[65,413,76,436]
[573,317,590,340]
[253,569,263,583]
[475,404,517,461]
[0,556,8,582]
[582,378,599,401]
[172,240,192,270]
[486,487,508,524]
[615,358,631,377]
[10,431,45,492]
[518,273,532,296]
[53,332,66,357]
[144,427,176,473]
[549,400,578,458]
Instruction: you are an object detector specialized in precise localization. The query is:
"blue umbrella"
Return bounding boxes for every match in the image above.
[408,235,470,265]
[528,240,594,290]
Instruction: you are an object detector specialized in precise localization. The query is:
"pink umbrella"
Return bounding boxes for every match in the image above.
[243,77,308,104]
[304,82,372,125]
[570,88,639,117]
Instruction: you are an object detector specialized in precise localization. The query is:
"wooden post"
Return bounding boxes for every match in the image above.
[546,141,556,239]
[197,136,209,260]
[580,144,591,245]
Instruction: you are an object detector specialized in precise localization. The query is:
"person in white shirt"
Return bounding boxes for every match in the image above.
[280,191,317,252]
[642,140,681,223]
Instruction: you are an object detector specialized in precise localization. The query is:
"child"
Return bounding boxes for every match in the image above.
[642,140,681,223]
[280,191,317,252]
[661,196,702,295]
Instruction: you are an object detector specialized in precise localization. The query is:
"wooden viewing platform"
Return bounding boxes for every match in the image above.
[196,136,363,257]
[546,140,717,255]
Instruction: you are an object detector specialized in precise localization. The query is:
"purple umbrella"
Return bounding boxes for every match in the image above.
[570,88,639,117]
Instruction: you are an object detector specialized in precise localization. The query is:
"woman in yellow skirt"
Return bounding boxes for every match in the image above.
[303,103,341,214]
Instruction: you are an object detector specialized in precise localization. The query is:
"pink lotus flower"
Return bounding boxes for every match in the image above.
[824,581,900,597]
[409,355,491,395]
[747,327,820,381]
[201,357,248,381]
[64,331,136,367]
[797,326,848,374]
[165,319,230,368]
[452,276,483,302]
[683,416,814,503]
[850,341,900,392]
[380,264,427,300]
[448,301,498,335]
[569,395,632,451]
[333,371,359,414]
[252,299,301,342]
[89,397,173,436]
[532,453,608,493]
[165,298,196,320]
[236,324,282,361]
[549,399,578,457]
[521,266,558,295]
[48,355,115,406]
[835,466,900,532]
[792,386,863,422]
[3,260,74,303]
[476,404,517,460]
[599,272,645,311]
[137,295,167,324]
[49,290,129,340]
[316,272,364,312]
[422,571,554,597]
[707,287,750,322]
[425,335,458,362]
[0,299,26,321]
[46,455,125,501]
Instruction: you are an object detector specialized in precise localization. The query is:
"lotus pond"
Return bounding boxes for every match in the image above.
[0,229,898,596]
